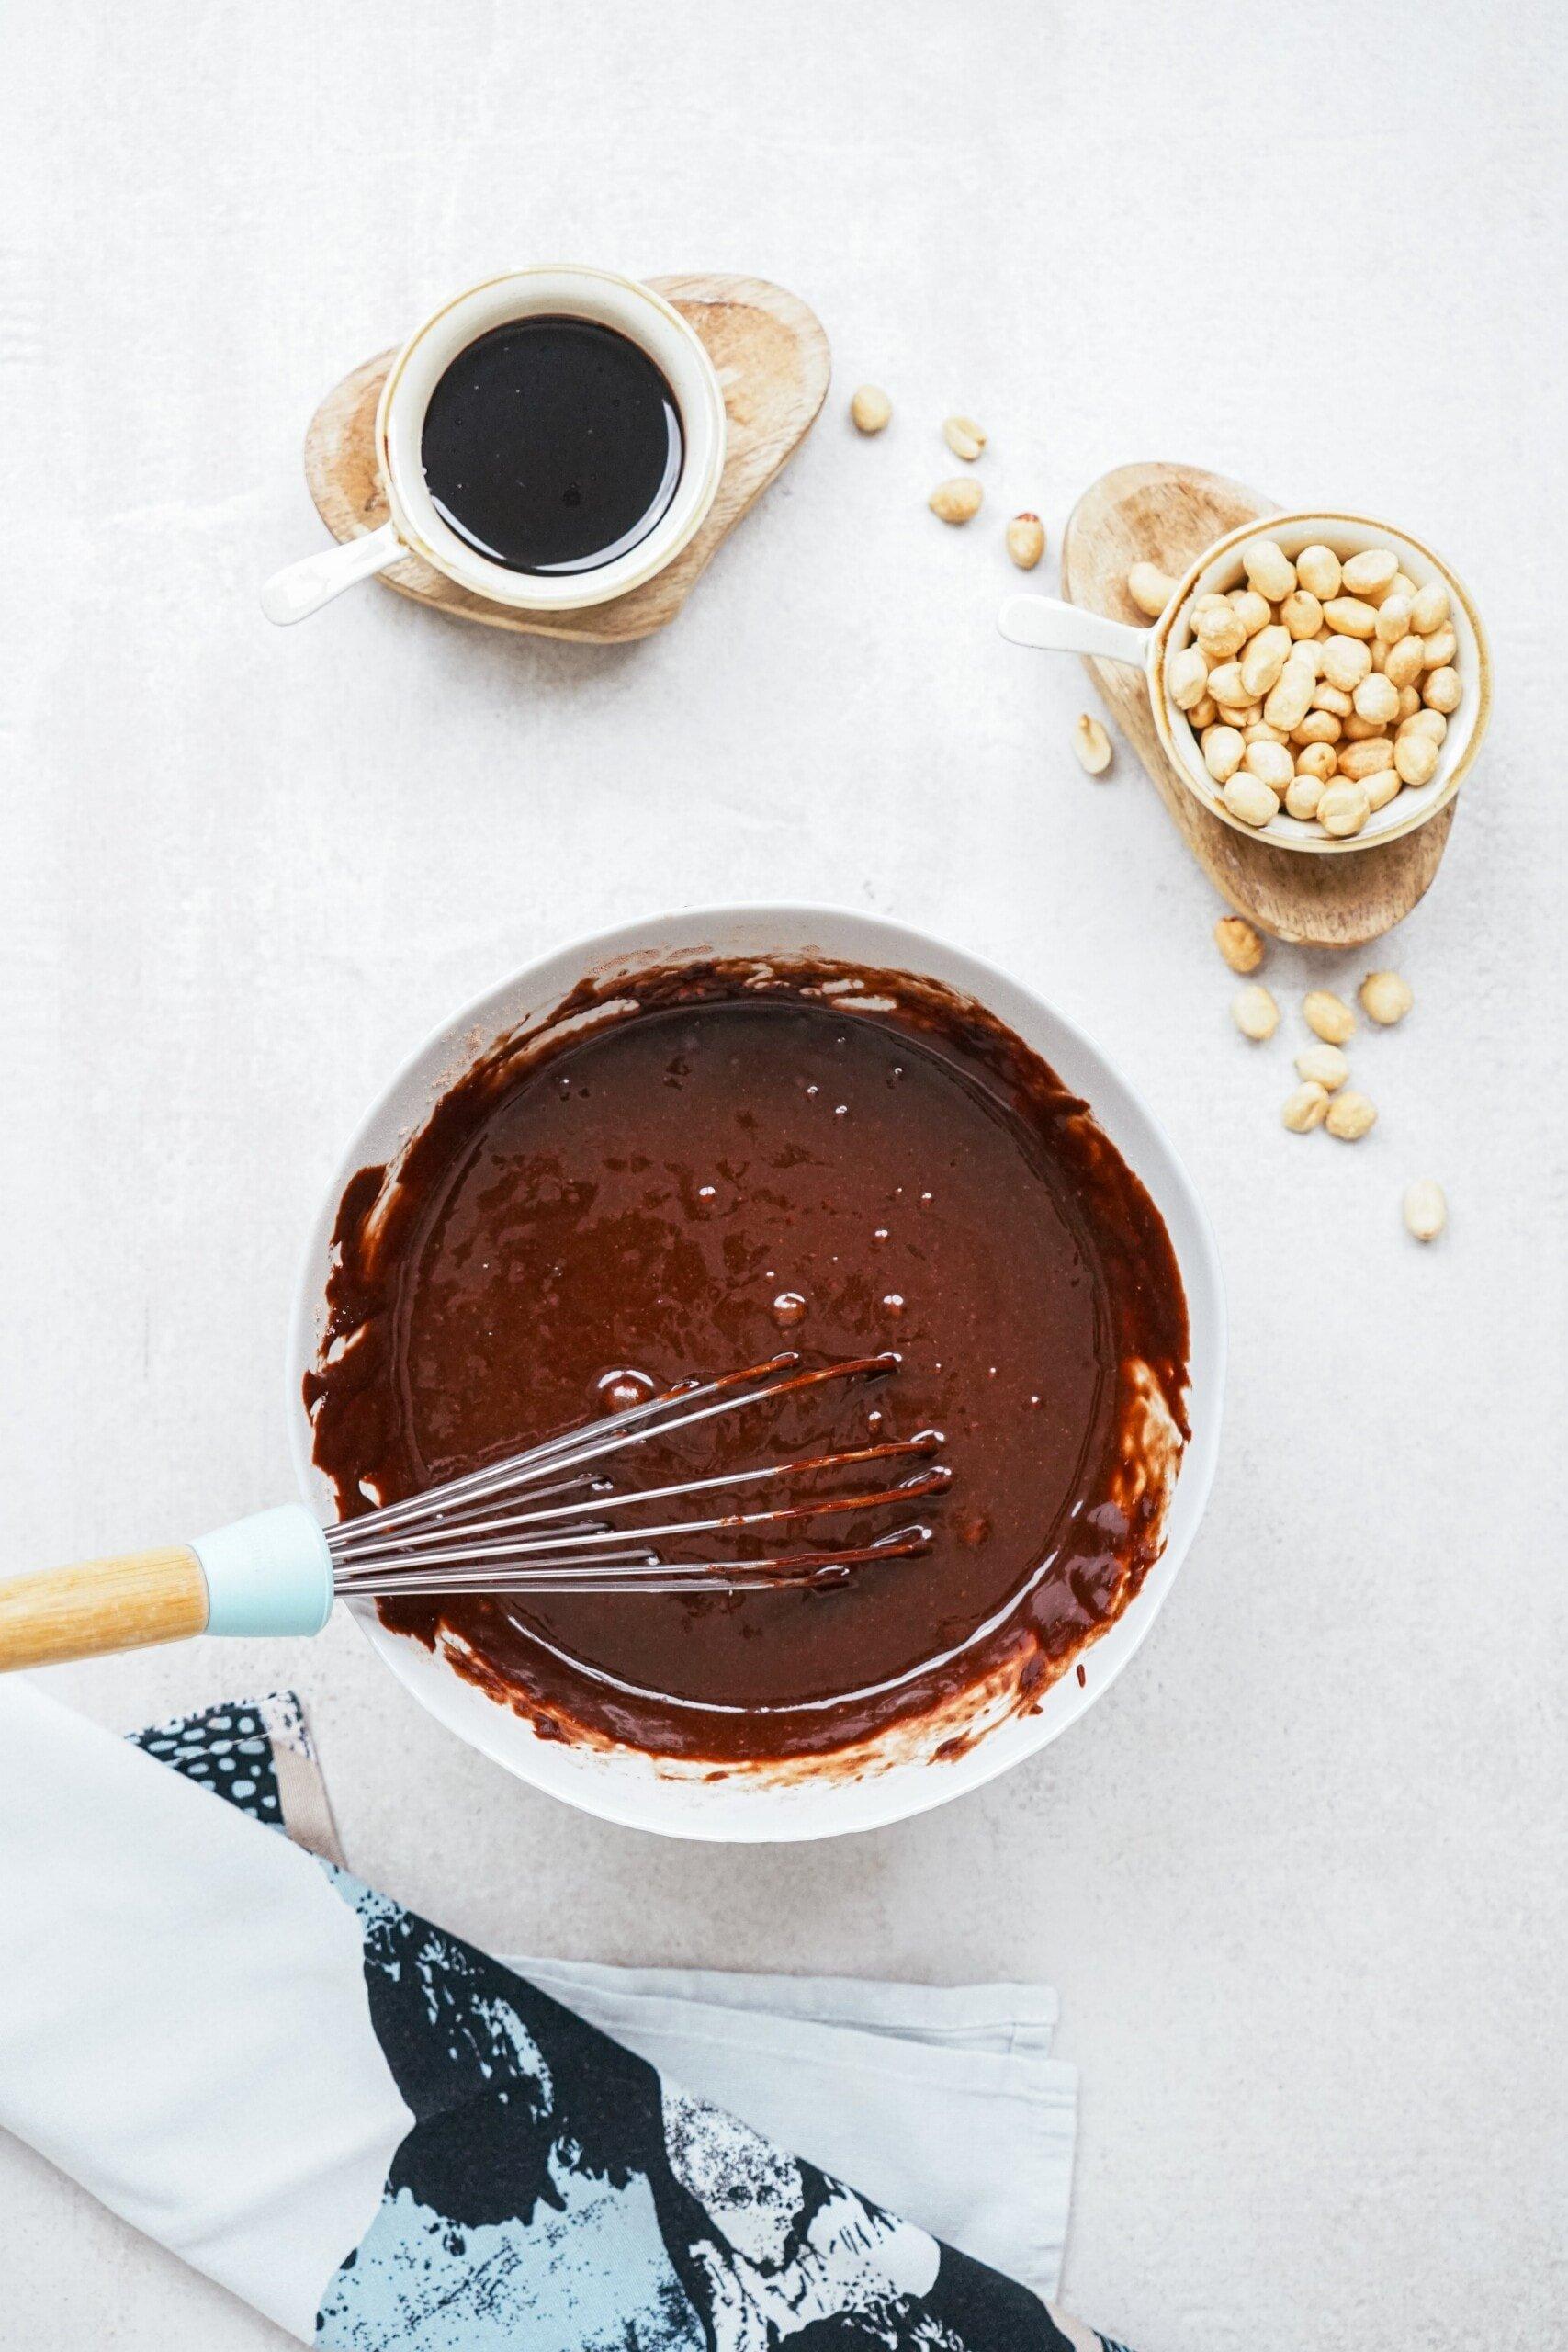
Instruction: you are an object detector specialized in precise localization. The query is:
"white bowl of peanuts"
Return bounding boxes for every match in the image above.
[1000,511,1491,851]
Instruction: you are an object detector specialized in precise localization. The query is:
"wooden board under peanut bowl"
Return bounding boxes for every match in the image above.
[1060,462,1458,948]
[302,273,830,645]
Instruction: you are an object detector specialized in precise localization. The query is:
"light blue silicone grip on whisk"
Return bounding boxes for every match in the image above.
[192,1505,335,1637]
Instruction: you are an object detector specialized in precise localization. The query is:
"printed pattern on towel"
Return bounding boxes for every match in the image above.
[129,1696,288,1824]
[312,1871,1073,2352]
[133,1699,1083,2352]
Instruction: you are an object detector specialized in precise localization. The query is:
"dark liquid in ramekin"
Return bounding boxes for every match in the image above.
[420,316,682,575]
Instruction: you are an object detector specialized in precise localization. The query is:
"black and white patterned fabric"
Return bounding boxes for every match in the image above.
[129,1694,1127,2352]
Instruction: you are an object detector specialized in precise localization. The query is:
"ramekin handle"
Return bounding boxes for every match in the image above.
[998,594,1151,668]
[260,521,404,627]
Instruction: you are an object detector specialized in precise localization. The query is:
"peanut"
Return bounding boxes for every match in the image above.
[1242,538,1297,601]
[1282,1081,1329,1133]
[1394,729,1440,786]
[1424,665,1461,713]
[1374,594,1414,644]
[1007,512,1046,570]
[1342,547,1399,598]
[1222,774,1280,828]
[1365,765,1402,813]
[1312,683,1353,716]
[1073,712,1113,775]
[1243,739,1294,792]
[1206,661,1248,708]
[1294,709,1342,744]
[1317,777,1371,837]
[1322,635,1372,693]
[1403,1179,1448,1242]
[1323,595,1380,639]
[1192,597,1247,657]
[1214,916,1266,974]
[1263,651,1317,730]
[1125,560,1176,615]
[1383,632,1426,690]
[1396,684,1423,721]
[1284,774,1324,820]
[1295,741,1338,783]
[1280,589,1323,639]
[1352,671,1401,725]
[1232,983,1280,1040]
[1168,645,1210,710]
[1201,724,1246,783]
[1421,626,1458,670]
[942,413,987,461]
[1241,624,1292,697]
[1337,736,1395,781]
[930,477,983,524]
[1296,1041,1348,1091]
[1359,969,1413,1025]
[1325,1089,1377,1141]
[1303,989,1357,1045]
[1409,579,1450,634]
[850,384,892,434]
[1230,588,1272,638]
[1189,695,1217,728]
[1296,544,1342,599]
[1401,707,1447,743]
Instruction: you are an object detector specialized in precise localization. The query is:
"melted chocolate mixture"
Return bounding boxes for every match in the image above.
[307,962,1190,1764]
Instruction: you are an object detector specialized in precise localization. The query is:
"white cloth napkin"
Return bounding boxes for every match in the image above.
[501,1962,1077,2301]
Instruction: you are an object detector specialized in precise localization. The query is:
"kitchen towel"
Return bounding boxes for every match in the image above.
[0,1681,1118,2350]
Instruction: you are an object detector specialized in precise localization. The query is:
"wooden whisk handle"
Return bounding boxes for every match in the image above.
[0,1505,336,1671]
[0,1547,209,1670]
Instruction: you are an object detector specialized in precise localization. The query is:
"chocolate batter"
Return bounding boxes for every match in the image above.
[307,959,1190,1765]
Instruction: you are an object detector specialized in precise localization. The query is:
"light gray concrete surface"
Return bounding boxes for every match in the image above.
[2,4,1564,2346]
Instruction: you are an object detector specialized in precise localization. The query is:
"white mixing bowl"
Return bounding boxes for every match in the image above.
[287,906,1226,1840]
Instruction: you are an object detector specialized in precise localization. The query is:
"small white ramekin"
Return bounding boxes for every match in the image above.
[287,906,1226,1843]
[1000,508,1491,854]
[263,266,728,627]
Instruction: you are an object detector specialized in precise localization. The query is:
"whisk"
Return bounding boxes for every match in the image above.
[0,1352,948,1673]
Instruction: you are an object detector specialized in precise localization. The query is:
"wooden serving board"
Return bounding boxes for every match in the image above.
[302,274,831,644]
[1060,462,1457,948]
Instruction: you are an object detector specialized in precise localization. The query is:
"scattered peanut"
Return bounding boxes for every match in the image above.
[1303,989,1356,1046]
[1282,1081,1330,1133]
[1127,561,1178,617]
[850,385,892,435]
[1232,983,1280,1041]
[1073,712,1113,775]
[1156,537,1463,837]
[1214,915,1265,974]
[1325,1089,1377,1141]
[943,413,987,461]
[1295,1041,1349,1091]
[930,477,983,525]
[1359,969,1413,1025]
[1403,1179,1448,1242]
[1007,512,1046,570]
